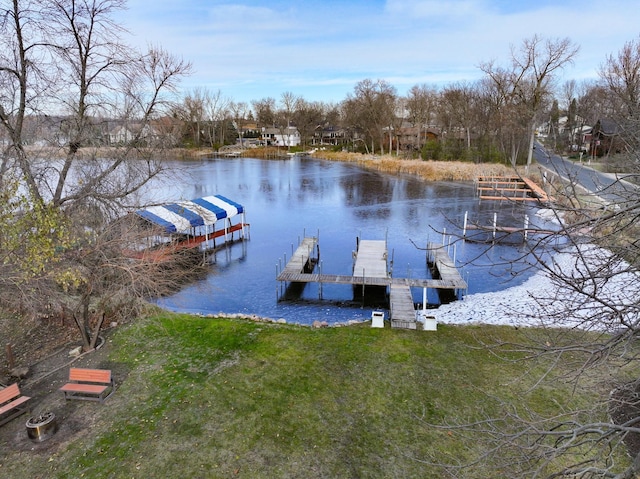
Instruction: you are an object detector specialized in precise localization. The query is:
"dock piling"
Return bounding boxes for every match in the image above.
[463,211,468,237]
[493,213,497,240]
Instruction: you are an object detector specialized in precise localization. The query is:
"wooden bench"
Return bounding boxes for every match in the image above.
[60,368,115,403]
[0,383,31,426]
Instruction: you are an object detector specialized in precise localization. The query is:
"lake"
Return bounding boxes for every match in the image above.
[152,156,559,325]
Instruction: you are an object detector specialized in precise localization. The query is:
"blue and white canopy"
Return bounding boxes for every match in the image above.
[135,195,244,234]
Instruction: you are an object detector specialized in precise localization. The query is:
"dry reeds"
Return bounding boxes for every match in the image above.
[310,151,515,182]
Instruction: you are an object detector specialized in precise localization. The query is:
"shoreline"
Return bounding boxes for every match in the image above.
[308,150,522,182]
[35,144,527,183]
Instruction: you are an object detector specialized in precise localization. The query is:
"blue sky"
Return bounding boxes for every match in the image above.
[117,0,640,105]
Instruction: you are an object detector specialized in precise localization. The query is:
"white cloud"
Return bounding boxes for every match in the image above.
[116,0,640,103]
[384,0,482,18]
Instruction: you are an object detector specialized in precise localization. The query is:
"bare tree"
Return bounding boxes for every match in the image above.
[343,79,397,154]
[480,35,579,170]
[600,35,640,156]
[228,101,250,147]
[275,91,300,150]
[405,83,439,152]
[438,81,479,159]
[292,98,323,149]
[252,97,276,128]
[0,0,54,202]
[180,88,207,147]
[476,71,530,166]
[62,211,207,351]
[203,88,229,148]
[0,0,192,351]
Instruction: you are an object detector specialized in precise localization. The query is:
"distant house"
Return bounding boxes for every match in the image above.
[151,116,182,148]
[109,123,159,146]
[395,125,440,151]
[590,119,621,157]
[109,125,135,145]
[239,122,260,139]
[313,125,347,146]
[261,127,301,147]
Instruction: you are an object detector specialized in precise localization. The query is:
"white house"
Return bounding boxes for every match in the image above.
[109,124,158,146]
[261,127,301,147]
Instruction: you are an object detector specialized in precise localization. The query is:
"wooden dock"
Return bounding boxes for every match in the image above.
[277,237,468,330]
[427,243,462,284]
[277,237,318,280]
[464,224,558,236]
[352,240,387,279]
[476,176,551,203]
[390,285,419,328]
[462,210,559,244]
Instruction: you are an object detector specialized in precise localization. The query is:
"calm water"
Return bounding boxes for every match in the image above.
[153,156,559,325]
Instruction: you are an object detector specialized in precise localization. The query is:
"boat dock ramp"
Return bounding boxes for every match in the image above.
[276,237,467,330]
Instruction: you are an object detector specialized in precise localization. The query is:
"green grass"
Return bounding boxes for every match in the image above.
[1,314,632,478]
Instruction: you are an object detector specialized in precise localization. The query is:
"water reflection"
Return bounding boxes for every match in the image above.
[154,156,560,325]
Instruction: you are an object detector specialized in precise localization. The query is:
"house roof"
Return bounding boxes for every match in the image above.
[262,127,299,135]
[594,118,620,136]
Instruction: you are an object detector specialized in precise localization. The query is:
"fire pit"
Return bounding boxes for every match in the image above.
[26,412,58,442]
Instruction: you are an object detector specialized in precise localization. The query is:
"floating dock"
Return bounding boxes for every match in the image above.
[276,237,467,330]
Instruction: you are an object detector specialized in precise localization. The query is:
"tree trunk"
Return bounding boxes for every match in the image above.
[526,127,535,171]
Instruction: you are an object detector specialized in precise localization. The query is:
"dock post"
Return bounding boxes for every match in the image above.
[422,288,427,312]
[390,248,394,276]
[492,212,497,240]
[524,215,529,241]
[463,211,468,238]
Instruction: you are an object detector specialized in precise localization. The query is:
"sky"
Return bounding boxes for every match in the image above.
[116,0,640,105]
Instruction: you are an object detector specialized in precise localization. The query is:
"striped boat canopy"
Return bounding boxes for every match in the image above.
[135,195,244,234]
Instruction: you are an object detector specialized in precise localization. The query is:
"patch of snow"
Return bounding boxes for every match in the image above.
[436,244,639,331]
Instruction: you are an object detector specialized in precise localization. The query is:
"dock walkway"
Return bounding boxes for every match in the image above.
[277,237,318,279]
[428,242,462,285]
[352,240,388,279]
[389,285,418,327]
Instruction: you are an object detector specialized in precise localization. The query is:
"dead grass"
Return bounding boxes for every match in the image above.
[311,151,516,182]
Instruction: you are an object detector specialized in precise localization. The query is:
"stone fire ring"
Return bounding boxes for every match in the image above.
[26,412,58,442]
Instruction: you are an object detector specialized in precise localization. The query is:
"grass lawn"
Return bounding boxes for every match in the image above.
[0,313,629,478]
